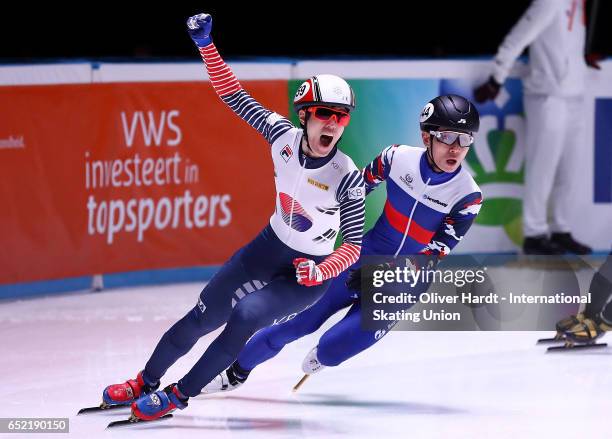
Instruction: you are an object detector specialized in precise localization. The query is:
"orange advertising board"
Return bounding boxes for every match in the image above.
[0,81,287,284]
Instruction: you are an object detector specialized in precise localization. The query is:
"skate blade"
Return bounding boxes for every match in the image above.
[106,413,173,428]
[77,403,129,415]
[292,374,310,393]
[547,342,608,352]
[537,336,565,344]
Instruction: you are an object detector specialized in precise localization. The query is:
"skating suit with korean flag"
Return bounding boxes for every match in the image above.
[140,42,365,398]
[268,123,363,256]
[236,144,482,370]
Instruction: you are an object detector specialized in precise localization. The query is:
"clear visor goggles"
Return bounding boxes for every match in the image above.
[430,130,474,147]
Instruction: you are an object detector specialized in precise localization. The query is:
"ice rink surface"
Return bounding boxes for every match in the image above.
[2,282,611,438]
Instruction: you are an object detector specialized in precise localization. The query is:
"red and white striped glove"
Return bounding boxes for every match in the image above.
[293,258,323,287]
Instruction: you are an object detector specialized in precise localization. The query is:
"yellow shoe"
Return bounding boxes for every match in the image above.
[564,317,611,343]
[555,313,585,334]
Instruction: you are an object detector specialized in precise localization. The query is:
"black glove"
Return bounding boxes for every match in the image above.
[346,262,394,293]
[473,76,501,103]
[585,52,604,70]
[345,267,363,292]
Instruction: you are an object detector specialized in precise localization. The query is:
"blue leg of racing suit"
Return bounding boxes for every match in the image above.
[142,226,330,397]
[235,239,432,371]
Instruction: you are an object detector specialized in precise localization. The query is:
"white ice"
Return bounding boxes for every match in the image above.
[2,282,610,439]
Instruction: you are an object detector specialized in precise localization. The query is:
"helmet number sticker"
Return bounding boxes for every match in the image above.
[295,82,310,99]
[420,103,434,122]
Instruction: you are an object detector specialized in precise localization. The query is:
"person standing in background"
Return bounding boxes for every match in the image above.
[475,0,601,255]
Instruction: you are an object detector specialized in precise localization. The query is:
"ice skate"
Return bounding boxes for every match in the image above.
[547,316,610,352]
[101,370,159,407]
[537,313,585,344]
[293,347,326,392]
[201,362,249,394]
[130,383,188,421]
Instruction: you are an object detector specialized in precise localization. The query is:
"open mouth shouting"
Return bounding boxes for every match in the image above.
[319,134,334,148]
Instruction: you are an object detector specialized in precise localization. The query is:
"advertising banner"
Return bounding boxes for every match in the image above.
[0,81,287,284]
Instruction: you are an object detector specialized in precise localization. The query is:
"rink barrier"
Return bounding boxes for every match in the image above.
[0,266,221,301]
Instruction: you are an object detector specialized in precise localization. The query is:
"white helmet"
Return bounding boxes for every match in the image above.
[293,74,356,113]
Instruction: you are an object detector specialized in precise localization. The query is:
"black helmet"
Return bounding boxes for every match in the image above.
[419,94,480,133]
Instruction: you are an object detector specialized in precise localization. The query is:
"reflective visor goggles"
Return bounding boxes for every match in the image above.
[430,130,474,147]
[307,106,351,127]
